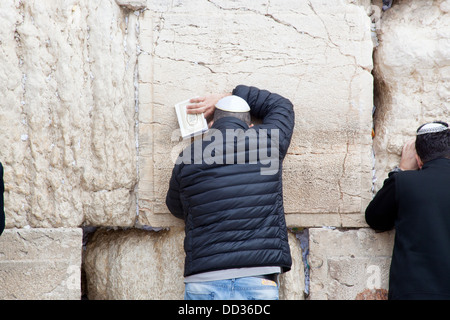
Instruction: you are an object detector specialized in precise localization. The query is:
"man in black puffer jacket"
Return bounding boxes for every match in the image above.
[166,85,294,300]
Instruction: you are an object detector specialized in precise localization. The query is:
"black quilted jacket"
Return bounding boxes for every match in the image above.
[366,158,450,299]
[166,85,294,277]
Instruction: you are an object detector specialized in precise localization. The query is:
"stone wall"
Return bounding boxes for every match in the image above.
[138,0,374,228]
[0,0,448,299]
[0,0,140,299]
[373,0,450,187]
[0,228,82,299]
[0,0,138,229]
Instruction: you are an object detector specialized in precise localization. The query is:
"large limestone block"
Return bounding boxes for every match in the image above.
[138,0,374,228]
[373,0,450,189]
[84,227,305,299]
[308,228,394,300]
[0,228,82,299]
[84,227,186,299]
[0,0,138,228]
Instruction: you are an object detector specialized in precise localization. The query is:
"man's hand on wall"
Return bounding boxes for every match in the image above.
[186,93,231,123]
[399,138,420,171]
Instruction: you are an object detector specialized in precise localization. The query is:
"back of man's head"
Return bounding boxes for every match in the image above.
[415,121,450,163]
[214,95,251,126]
[213,109,251,126]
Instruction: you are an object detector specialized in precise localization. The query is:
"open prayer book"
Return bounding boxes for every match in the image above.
[175,98,208,139]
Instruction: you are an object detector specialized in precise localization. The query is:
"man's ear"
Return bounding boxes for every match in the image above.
[415,154,424,169]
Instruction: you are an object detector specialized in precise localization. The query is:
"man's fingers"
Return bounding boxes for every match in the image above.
[403,138,416,152]
[186,104,205,114]
[186,94,220,116]
[399,137,419,171]
[189,97,205,103]
[185,97,206,114]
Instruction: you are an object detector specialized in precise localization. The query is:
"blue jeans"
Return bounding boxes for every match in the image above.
[184,277,279,300]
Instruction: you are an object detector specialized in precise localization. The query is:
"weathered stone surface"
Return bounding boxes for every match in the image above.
[0,228,82,299]
[138,0,374,228]
[115,0,147,11]
[355,288,388,300]
[279,231,306,300]
[83,227,305,299]
[84,227,186,299]
[0,0,138,228]
[372,0,450,190]
[308,228,394,300]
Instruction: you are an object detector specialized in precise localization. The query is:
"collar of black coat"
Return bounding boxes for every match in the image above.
[422,157,450,169]
[211,116,249,131]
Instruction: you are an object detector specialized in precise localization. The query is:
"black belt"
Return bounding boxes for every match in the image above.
[256,274,278,282]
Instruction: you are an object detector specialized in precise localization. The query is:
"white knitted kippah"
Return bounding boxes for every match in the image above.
[215,95,250,113]
[416,122,449,135]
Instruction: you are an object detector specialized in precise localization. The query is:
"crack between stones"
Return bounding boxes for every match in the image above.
[132,10,142,226]
[206,0,328,43]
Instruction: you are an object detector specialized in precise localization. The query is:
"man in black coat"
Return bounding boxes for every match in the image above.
[0,162,4,236]
[366,121,450,300]
[166,85,294,300]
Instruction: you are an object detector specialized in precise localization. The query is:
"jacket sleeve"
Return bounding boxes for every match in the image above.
[0,163,5,236]
[365,172,398,231]
[165,163,184,220]
[232,85,295,157]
